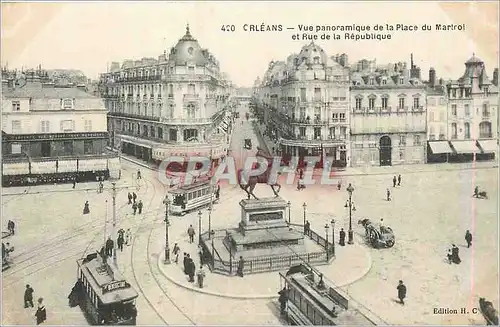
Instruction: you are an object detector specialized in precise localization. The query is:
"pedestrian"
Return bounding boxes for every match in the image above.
[386,188,391,201]
[397,174,402,186]
[105,237,114,257]
[172,243,180,263]
[83,201,90,215]
[187,225,195,243]
[197,266,206,288]
[215,184,220,200]
[132,192,137,203]
[397,280,407,305]
[339,228,346,246]
[137,200,143,214]
[198,245,204,266]
[127,192,132,205]
[24,284,34,308]
[392,176,397,187]
[72,178,76,189]
[8,220,15,235]
[137,170,141,180]
[118,228,125,239]
[337,180,342,191]
[451,244,461,264]
[304,220,311,234]
[298,168,304,180]
[278,287,288,315]
[183,253,189,274]
[132,202,138,215]
[35,297,46,325]
[237,256,245,277]
[465,230,472,248]
[188,257,196,282]
[117,235,124,252]
[125,229,132,246]
[446,249,453,264]
[99,181,104,193]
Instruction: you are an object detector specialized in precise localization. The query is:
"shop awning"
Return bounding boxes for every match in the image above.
[451,140,479,154]
[477,139,498,153]
[428,141,453,154]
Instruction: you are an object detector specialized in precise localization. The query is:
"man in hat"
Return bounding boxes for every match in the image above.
[397,280,407,305]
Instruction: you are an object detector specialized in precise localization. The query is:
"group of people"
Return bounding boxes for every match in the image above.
[386,174,402,201]
[183,253,206,287]
[24,285,47,325]
[127,192,143,215]
[445,231,473,265]
[117,228,132,251]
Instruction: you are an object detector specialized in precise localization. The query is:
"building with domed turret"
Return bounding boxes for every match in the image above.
[442,54,498,162]
[254,42,351,168]
[99,25,233,166]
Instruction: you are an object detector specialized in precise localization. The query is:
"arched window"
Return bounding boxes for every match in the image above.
[464,123,470,139]
[479,122,492,138]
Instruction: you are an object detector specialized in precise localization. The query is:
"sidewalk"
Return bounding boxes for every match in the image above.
[155,234,372,299]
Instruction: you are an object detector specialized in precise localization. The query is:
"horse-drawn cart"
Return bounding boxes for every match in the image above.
[358,219,395,248]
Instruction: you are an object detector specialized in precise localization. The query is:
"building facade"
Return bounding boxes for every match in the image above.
[99,25,233,166]
[444,55,498,161]
[1,67,118,186]
[350,56,427,167]
[255,42,351,168]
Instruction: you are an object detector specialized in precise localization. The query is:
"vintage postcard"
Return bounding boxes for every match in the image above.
[1,1,499,326]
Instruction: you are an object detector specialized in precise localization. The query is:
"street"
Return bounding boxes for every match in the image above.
[2,103,498,325]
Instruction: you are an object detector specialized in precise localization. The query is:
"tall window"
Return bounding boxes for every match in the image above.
[381,97,388,109]
[398,97,405,109]
[41,121,50,133]
[12,101,20,111]
[168,84,174,97]
[339,113,345,122]
[479,122,492,138]
[355,98,362,110]
[451,123,457,139]
[482,104,490,117]
[464,104,470,117]
[399,135,406,145]
[300,88,306,102]
[11,120,21,134]
[186,104,196,118]
[60,120,75,132]
[451,104,457,116]
[413,97,420,109]
[464,123,470,139]
[368,98,375,110]
[314,127,321,139]
[84,120,92,132]
[183,129,198,141]
[299,127,306,138]
[329,127,336,138]
[340,127,347,139]
[429,111,434,122]
[314,88,321,101]
[413,135,421,145]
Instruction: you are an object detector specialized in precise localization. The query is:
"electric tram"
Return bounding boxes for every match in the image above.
[72,253,138,325]
[169,179,219,216]
[279,264,385,325]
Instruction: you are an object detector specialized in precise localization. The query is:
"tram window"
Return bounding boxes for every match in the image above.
[187,193,192,201]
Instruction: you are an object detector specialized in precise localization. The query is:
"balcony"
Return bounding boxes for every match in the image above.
[412,106,424,111]
[183,94,200,100]
[115,75,163,83]
[108,112,160,122]
[159,117,212,125]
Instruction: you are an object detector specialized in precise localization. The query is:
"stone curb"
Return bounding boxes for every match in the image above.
[155,243,374,300]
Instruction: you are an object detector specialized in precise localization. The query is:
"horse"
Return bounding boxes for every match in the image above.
[358,218,372,227]
[237,147,281,200]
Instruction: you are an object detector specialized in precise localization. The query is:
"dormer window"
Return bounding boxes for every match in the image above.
[382,79,387,85]
[369,78,374,85]
[399,78,404,84]
[313,56,320,64]
[62,99,74,110]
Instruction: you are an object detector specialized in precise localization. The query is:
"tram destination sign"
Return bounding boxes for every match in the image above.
[102,280,131,294]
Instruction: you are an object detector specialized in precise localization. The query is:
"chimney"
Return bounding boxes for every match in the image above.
[493,68,498,86]
[429,67,436,88]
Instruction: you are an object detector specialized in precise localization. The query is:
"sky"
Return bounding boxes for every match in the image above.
[1,1,498,87]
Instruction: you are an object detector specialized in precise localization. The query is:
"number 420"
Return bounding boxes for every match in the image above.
[221,25,236,32]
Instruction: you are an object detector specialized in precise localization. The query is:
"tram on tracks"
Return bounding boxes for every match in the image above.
[169,179,219,216]
[71,253,138,325]
[278,264,385,325]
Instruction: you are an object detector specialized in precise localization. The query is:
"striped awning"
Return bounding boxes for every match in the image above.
[428,141,453,154]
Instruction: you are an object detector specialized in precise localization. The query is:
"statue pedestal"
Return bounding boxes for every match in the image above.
[223,197,304,253]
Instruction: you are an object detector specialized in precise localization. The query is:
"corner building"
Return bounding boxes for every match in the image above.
[256,42,351,168]
[349,57,427,166]
[99,25,233,166]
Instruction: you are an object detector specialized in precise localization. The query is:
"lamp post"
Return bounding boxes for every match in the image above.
[210,229,215,267]
[198,210,202,245]
[163,195,171,264]
[302,202,307,232]
[331,219,335,257]
[346,183,355,244]
[324,223,330,261]
[287,201,291,224]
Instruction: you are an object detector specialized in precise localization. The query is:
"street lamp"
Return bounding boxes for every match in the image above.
[302,202,307,232]
[210,229,215,266]
[208,206,213,239]
[324,223,330,261]
[346,183,355,244]
[287,201,291,224]
[163,195,171,264]
[330,219,335,257]
[198,210,203,245]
